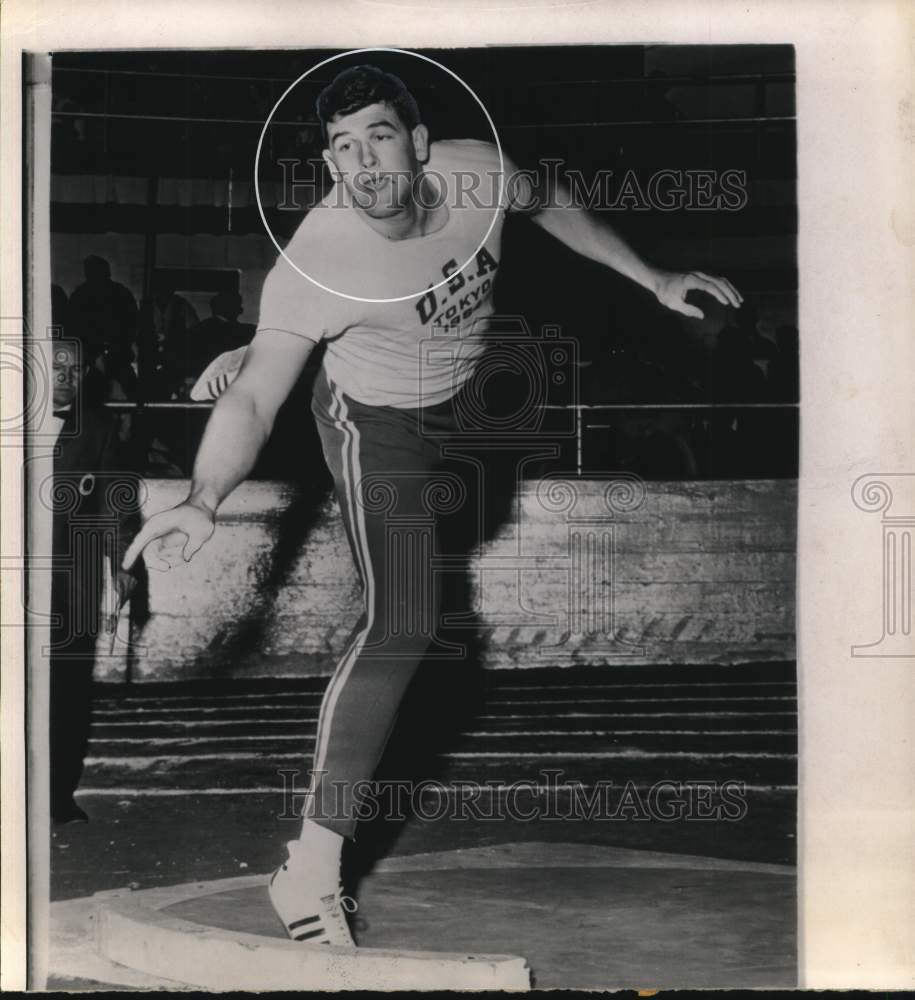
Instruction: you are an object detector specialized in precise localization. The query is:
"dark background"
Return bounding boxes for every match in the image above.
[49,45,798,481]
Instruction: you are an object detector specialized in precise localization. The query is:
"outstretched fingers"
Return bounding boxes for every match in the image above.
[121,511,204,572]
[694,271,743,308]
[122,520,164,572]
[686,273,730,307]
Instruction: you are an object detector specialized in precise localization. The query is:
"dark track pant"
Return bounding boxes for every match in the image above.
[305,369,464,839]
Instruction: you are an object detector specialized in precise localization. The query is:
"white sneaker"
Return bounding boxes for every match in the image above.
[268,841,357,947]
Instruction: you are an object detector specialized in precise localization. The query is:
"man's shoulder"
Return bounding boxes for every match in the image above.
[428,140,508,211]
[282,196,354,256]
[260,203,357,321]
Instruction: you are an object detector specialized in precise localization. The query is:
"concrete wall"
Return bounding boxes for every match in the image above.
[102,478,797,681]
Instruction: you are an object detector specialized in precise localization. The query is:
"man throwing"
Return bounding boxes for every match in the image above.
[122,63,742,947]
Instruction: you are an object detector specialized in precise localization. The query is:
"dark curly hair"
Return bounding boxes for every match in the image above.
[316,64,421,146]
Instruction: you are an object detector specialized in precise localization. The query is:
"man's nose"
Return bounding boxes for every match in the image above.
[360,144,378,169]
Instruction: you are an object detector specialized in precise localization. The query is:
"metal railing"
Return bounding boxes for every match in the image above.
[103,399,799,478]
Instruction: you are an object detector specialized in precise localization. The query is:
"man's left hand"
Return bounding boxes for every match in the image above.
[653,270,743,319]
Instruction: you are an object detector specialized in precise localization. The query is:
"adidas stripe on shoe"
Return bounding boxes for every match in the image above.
[268,843,357,947]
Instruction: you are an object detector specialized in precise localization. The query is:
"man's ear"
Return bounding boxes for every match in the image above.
[411,124,430,163]
[322,148,342,181]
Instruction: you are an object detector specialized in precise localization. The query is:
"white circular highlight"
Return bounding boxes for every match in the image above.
[254,48,505,305]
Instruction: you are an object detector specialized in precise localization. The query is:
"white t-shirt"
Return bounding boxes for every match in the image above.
[256,139,516,408]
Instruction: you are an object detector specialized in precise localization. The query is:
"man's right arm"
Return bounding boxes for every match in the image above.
[186,328,317,513]
[122,327,318,571]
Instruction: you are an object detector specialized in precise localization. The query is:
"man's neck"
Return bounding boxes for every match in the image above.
[353,174,448,242]
[363,205,421,241]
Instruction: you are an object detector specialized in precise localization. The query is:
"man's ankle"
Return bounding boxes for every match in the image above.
[299,817,345,846]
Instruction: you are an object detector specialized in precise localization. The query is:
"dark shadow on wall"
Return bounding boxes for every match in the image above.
[127,479,335,683]
[194,482,335,679]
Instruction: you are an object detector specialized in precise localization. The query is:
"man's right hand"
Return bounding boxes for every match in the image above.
[120,327,319,575]
[121,500,216,573]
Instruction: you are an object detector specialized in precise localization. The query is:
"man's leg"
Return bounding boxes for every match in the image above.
[49,655,94,822]
[307,372,451,831]
[269,371,453,945]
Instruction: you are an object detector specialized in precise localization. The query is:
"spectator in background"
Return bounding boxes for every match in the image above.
[709,304,779,475]
[50,95,89,172]
[68,255,139,401]
[166,290,255,399]
[143,291,256,476]
[586,313,704,478]
[151,287,200,348]
[769,324,799,403]
[51,283,69,330]
[767,324,800,476]
[49,334,141,823]
[127,287,201,477]
[710,322,768,402]
[141,287,201,401]
[710,301,778,401]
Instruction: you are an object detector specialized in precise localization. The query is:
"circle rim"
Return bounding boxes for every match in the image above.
[253,47,505,305]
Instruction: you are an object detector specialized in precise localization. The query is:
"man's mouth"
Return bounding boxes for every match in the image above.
[357,172,390,192]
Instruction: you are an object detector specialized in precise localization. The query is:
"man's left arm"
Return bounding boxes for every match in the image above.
[505,163,743,318]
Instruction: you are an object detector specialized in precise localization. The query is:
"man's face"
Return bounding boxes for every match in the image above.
[52,344,85,409]
[323,102,428,218]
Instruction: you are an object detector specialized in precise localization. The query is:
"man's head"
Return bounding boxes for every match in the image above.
[83,255,111,283]
[211,290,243,321]
[317,65,428,218]
[52,339,89,409]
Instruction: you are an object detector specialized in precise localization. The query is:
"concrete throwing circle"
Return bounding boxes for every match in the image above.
[254,48,505,305]
[49,842,795,991]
